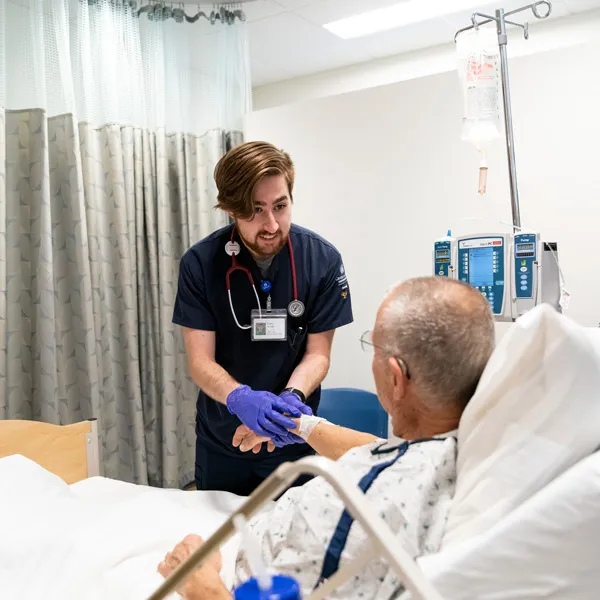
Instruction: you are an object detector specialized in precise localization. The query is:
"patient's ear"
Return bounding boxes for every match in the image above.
[388,356,407,399]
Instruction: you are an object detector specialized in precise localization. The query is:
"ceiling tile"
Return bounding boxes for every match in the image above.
[242,0,287,22]
[443,0,568,30]
[245,0,600,88]
[359,17,456,59]
[247,11,378,84]
[273,0,319,9]
[295,0,407,26]
[250,61,296,87]
[534,1,571,19]
[563,0,600,11]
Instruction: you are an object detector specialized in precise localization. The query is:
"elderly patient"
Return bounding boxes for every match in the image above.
[158,277,494,599]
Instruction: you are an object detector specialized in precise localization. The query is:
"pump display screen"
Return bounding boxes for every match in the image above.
[516,243,534,252]
[468,247,494,287]
[516,243,535,258]
[436,249,449,258]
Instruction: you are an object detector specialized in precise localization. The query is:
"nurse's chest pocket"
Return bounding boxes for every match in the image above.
[288,325,308,352]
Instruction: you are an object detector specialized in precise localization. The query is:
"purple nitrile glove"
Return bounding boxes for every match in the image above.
[279,391,313,416]
[270,431,305,448]
[226,385,302,437]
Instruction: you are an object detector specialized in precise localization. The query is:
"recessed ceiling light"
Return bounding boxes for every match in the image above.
[323,0,483,39]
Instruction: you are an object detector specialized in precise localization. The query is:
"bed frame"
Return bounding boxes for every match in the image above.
[0,418,100,484]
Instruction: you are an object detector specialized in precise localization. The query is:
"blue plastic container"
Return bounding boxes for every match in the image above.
[233,575,301,599]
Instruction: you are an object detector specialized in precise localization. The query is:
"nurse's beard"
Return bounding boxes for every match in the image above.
[242,230,287,260]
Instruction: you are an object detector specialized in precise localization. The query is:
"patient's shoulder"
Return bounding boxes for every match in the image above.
[339,435,457,467]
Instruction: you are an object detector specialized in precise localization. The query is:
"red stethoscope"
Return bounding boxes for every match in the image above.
[225,228,305,330]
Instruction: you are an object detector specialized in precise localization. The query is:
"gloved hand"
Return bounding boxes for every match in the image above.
[272,414,327,447]
[279,390,313,416]
[267,391,311,447]
[270,431,305,448]
[226,385,301,437]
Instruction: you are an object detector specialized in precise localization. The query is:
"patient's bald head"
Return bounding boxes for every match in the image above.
[371,277,494,438]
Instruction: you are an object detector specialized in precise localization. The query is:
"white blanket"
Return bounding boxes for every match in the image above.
[1,437,456,600]
[0,455,246,600]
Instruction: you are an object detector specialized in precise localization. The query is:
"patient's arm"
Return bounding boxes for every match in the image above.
[303,419,378,460]
[233,418,377,461]
[158,534,232,600]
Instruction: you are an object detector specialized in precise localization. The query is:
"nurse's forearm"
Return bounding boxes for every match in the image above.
[189,358,240,405]
[285,352,330,398]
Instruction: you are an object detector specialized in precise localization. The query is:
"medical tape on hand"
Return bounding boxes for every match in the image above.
[298,415,328,441]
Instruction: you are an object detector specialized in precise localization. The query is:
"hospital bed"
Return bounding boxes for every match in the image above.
[0,418,100,483]
[1,304,599,599]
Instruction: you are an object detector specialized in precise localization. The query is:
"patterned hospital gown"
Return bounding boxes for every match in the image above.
[235,435,457,599]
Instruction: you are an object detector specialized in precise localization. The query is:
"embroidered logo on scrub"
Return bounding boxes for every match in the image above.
[336,264,348,290]
[337,264,349,299]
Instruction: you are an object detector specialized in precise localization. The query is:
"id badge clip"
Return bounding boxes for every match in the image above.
[251,308,287,342]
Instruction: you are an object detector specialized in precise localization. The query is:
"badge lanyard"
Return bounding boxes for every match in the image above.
[225,228,305,331]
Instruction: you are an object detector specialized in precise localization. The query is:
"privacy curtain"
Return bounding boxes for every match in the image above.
[0,0,251,487]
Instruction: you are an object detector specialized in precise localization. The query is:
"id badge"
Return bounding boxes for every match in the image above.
[251,309,287,342]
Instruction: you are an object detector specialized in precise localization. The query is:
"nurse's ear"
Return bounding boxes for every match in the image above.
[225,209,242,226]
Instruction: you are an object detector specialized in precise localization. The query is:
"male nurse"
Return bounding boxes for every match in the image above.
[173,141,353,495]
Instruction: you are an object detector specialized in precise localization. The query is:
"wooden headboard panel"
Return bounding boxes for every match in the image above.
[0,419,100,484]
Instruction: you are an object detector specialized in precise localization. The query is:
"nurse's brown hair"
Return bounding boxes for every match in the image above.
[214,141,295,220]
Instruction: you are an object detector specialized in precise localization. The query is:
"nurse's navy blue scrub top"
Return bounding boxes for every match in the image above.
[172,223,354,462]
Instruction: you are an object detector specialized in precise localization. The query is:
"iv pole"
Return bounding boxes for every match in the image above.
[454,0,553,230]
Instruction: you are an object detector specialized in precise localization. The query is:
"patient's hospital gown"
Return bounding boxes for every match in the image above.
[235,435,457,599]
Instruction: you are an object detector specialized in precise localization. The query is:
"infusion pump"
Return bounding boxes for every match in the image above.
[433,232,561,321]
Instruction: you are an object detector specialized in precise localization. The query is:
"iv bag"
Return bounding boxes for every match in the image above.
[456,28,502,147]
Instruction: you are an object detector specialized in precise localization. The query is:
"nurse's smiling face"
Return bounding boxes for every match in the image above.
[234,174,292,261]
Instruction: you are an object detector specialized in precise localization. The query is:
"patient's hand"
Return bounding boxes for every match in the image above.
[158,534,226,599]
[233,424,274,453]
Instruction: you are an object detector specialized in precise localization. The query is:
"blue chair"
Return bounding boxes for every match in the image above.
[317,387,388,439]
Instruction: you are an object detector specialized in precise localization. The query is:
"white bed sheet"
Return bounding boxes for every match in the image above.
[1,455,249,600]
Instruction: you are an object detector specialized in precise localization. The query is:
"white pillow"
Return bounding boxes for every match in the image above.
[585,327,600,355]
[0,454,69,499]
[412,450,600,600]
[442,304,600,547]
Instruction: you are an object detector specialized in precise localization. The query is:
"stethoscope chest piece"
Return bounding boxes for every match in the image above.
[288,299,305,318]
[225,241,241,256]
